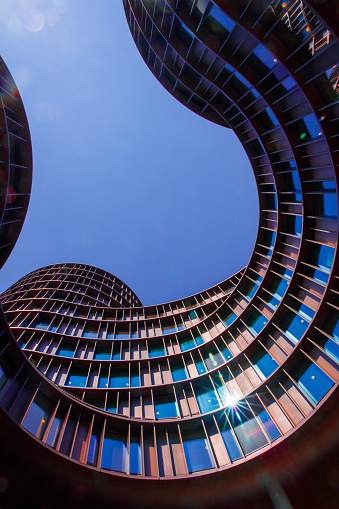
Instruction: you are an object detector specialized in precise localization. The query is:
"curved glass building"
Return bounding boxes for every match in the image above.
[0,1,338,508]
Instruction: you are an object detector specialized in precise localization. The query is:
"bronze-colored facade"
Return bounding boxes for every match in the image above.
[0,2,338,508]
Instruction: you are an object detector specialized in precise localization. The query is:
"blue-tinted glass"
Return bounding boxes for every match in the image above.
[45,416,62,448]
[154,394,179,419]
[130,440,142,474]
[265,293,280,310]
[50,324,58,332]
[66,370,87,387]
[162,325,177,335]
[297,363,334,405]
[291,171,301,191]
[180,337,196,352]
[148,343,165,358]
[266,108,279,126]
[220,428,242,461]
[284,268,293,280]
[195,385,220,414]
[110,369,129,388]
[254,352,278,380]
[87,435,98,465]
[101,435,126,472]
[295,215,302,236]
[177,324,185,331]
[115,332,129,339]
[234,417,268,455]
[106,403,117,413]
[313,268,329,284]
[244,283,258,301]
[246,312,268,336]
[234,71,251,89]
[324,338,339,362]
[194,334,204,346]
[282,77,296,90]
[182,434,213,473]
[22,400,48,436]
[131,372,140,387]
[195,359,207,374]
[323,194,337,218]
[221,312,237,327]
[331,317,339,341]
[283,313,308,343]
[298,303,315,321]
[209,5,235,32]
[82,329,97,338]
[94,347,111,360]
[57,346,74,358]
[274,277,288,298]
[171,360,187,382]
[189,310,197,319]
[34,319,50,330]
[253,45,276,69]
[212,375,229,406]
[181,22,194,39]
[98,371,109,388]
[220,345,233,361]
[316,250,331,276]
[304,114,321,138]
[323,181,336,190]
[257,409,281,441]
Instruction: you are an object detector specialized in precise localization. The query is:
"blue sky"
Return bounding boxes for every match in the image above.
[0,0,258,305]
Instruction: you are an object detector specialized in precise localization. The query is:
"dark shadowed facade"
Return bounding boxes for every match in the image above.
[0,1,339,508]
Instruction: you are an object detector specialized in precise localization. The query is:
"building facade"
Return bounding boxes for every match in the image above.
[0,1,339,508]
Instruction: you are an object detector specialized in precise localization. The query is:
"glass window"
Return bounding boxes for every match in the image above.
[323,338,339,362]
[154,393,179,419]
[304,114,322,138]
[245,312,268,336]
[220,428,242,461]
[182,430,214,473]
[130,368,140,388]
[87,434,99,465]
[115,331,129,339]
[110,368,129,388]
[233,415,268,455]
[257,409,281,441]
[57,344,74,358]
[66,368,87,387]
[208,5,235,33]
[323,194,337,218]
[162,324,177,335]
[170,359,187,382]
[253,351,278,380]
[34,318,50,330]
[295,361,334,405]
[98,368,109,388]
[45,414,62,448]
[130,438,142,475]
[211,372,230,406]
[179,336,196,352]
[22,394,52,438]
[280,311,308,344]
[94,346,111,360]
[220,311,237,327]
[253,44,277,69]
[281,76,296,90]
[194,382,220,414]
[101,432,126,472]
[148,342,165,358]
[82,326,97,339]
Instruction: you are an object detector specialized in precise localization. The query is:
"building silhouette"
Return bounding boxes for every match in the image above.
[0,1,339,508]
